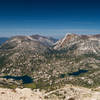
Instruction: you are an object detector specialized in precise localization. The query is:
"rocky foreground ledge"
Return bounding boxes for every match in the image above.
[0,85,100,100]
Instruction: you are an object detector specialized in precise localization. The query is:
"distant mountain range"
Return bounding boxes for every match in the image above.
[0,33,100,92]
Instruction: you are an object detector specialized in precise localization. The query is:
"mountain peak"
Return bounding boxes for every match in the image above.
[54,33,100,55]
[65,33,79,41]
[54,33,80,49]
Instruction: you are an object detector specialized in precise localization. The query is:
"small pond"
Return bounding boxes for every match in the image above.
[2,75,33,84]
[68,69,88,76]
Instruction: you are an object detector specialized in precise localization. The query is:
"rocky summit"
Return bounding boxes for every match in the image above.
[0,33,100,100]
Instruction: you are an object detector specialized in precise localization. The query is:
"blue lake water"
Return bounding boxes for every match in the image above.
[2,75,33,84]
[68,70,88,76]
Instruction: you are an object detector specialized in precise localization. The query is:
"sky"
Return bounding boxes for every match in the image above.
[0,0,100,38]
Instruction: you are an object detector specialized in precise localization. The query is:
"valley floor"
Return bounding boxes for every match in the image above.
[0,84,100,100]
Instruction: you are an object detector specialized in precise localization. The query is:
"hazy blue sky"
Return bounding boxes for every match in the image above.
[0,0,100,38]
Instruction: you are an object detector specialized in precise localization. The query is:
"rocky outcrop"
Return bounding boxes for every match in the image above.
[0,84,100,100]
[54,33,100,55]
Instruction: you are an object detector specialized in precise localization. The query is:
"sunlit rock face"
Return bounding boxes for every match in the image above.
[54,33,100,55]
[0,85,100,100]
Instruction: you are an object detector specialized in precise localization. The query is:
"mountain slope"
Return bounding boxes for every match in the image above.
[0,34,100,90]
[54,33,100,55]
[0,35,50,52]
[31,34,58,46]
[0,35,55,76]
